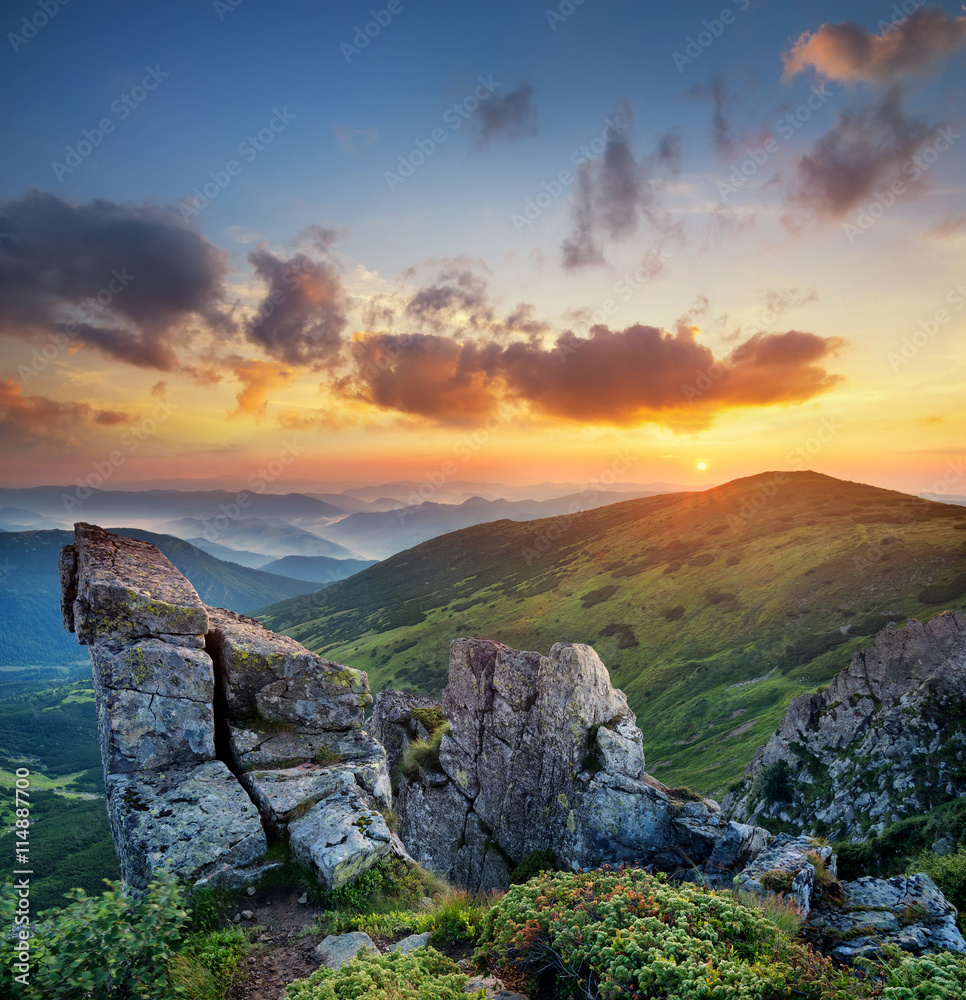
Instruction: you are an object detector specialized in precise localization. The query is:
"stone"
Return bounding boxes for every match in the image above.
[105,761,267,889]
[807,873,966,961]
[206,607,369,726]
[65,523,208,644]
[314,932,379,969]
[61,524,393,894]
[735,834,835,915]
[726,611,966,840]
[396,637,771,891]
[391,931,432,953]
[289,787,392,890]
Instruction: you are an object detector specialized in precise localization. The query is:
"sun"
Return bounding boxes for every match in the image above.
[697,462,707,471]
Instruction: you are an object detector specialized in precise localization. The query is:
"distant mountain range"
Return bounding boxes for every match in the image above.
[257,472,966,797]
[0,481,699,562]
[0,528,327,677]
[322,491,665,559]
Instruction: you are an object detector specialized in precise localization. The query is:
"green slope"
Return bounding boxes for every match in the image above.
[258,472,966,797]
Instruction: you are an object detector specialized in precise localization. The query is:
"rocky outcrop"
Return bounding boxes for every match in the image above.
[61,523,393,890]
[725,611,966,840]
[395,637,770,891]
[807,873,965,962]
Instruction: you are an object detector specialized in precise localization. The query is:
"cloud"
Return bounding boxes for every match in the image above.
[229,360,294,421]
[927,210,966,239]
[0,378,132,447]
[92,409,133,426]
[784,7,966,84]
[335,332,502,425]
[561,112,683,269]
[404,266,494,330]
[332,322,844,430]
[687,75,736,157]
[0,191,230,370]
[786,87,934,219]
[245,248,348,367]
[475,84,539,143]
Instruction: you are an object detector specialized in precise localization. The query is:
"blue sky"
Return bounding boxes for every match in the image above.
[0,0,964,491]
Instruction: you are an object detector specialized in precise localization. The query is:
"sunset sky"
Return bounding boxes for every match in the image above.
[1,0,964,495]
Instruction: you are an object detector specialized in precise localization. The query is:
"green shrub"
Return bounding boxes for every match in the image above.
[168,927,249,999]
[580,585,618,608]
[663,604,685,621]
[475,866,846,1000]
[285,945,484,1000]
[410,705,445,735]
[907,847,966,914]
[865,945,966,999]
[919,573,966,605]
[428,889,492,945]
[752,759,792,804]
[0,878,188,999]
[509,849,557,885]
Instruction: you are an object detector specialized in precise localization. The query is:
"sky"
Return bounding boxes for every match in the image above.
[0,0,964,496]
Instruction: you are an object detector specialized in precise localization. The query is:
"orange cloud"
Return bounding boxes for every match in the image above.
[331,325,845,430]
[0,379,134,447]
[784,8,966,84]
[229,360,294,421]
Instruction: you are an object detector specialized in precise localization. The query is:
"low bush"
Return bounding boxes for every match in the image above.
[285,947,484,1000]
[474,866,855,1000]
[907,847,966,915]
[752,759,792,805]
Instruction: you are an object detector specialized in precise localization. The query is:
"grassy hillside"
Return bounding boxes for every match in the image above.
[0,529,322,678]
[258,472,966,797]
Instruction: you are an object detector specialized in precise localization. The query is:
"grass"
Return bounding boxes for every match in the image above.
[257,472,966,797]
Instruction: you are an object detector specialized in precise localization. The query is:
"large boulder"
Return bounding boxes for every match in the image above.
[61,523,392,890]
[807,873,966,962]
[395,637,770,890]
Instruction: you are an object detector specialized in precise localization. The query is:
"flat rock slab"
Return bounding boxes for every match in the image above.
[66,523,208,643]
[106,760,266,888]
[314,931,379,969]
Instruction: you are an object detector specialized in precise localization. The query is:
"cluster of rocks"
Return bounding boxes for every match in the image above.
[382,637,770,891]
[724,611,966,840]
[60,523,395,890]
[735,835,965,961]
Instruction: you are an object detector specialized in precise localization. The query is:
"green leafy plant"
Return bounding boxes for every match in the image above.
[474,865,854,1000]
[752,759,792,805]
[409,705,445,735]
[907,846,966,916]
[285,945,485,1000]
[0,877,188,999]
[167,926,249,999]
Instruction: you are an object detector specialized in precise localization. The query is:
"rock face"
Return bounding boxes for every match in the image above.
[61,523,392,890]
[725,611,966,840]
[395,637,770,890]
